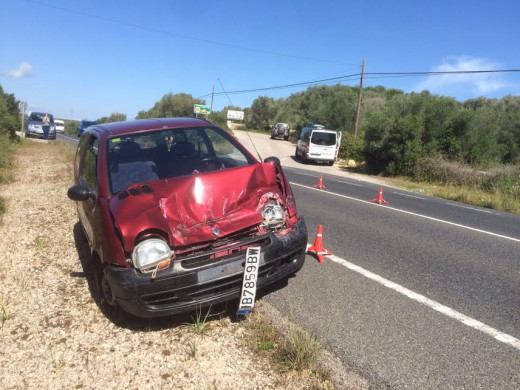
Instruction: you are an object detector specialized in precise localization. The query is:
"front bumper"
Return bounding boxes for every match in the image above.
[104,217,308,318]
[26,129,56,139]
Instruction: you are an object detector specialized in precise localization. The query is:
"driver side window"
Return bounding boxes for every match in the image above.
[82,137,99,190]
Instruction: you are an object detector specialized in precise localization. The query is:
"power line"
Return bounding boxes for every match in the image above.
[197,73,362,99]
[25,0,357,66]
[198,69,520,99]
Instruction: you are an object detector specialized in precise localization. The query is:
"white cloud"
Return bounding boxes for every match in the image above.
[5,62,34,78]
[414,56,506,96]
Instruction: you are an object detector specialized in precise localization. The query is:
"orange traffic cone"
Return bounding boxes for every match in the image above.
[307,225,332,263]
[370,187,388,205]
[312,175,327,190]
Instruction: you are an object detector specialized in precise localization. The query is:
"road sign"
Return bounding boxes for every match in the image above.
[227,110,244,120]
[194,104,211,115]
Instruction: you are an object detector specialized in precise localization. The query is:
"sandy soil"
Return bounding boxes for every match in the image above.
[0,140,367,390]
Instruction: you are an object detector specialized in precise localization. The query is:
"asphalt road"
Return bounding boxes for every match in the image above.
[235,130,520,388]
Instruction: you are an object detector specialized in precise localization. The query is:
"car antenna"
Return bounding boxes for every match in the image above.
[244,128,263,161]
[217,77,263,161]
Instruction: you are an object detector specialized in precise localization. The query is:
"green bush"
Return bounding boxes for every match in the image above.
[338,131,363,162]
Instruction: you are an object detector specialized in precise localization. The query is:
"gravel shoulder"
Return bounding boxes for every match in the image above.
[0,140,368,390]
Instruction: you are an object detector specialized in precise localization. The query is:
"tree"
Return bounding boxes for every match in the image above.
[246,96,277,130]
[136,93,205,119]
[97,113,127,124]
[0,85,20,139]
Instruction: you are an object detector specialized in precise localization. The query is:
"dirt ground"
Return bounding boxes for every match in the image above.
[0,140,368,390]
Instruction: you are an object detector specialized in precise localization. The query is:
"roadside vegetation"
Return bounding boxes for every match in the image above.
[0,85,20,220]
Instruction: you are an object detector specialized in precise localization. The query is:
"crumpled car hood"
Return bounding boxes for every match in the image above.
[109,163,284,252]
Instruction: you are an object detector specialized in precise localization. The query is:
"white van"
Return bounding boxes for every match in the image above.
[295,124,341,165]
[54,119,65,133]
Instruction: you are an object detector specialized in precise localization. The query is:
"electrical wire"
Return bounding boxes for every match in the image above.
[24,0,357,66]
[198,69,520,98]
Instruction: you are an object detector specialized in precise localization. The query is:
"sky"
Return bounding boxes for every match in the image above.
[1,0,519,120]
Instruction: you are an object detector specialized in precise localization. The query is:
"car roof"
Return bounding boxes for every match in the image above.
[91,117,214,138]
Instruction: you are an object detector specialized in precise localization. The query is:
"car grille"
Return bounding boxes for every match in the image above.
[179,234,271,269]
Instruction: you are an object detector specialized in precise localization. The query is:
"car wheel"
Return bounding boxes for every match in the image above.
[93,258,126,321]
[328,161,334,166]
[284,136,289,141]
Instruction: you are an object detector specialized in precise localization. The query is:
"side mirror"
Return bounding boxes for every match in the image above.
[263,156,281,168]
[67,185,92,201]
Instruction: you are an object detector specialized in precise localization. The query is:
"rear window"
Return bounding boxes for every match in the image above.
[311,131,336,146]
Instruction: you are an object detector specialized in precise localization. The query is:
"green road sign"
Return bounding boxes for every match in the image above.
[194,104,211,115]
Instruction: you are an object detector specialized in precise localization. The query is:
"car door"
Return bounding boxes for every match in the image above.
[77,133,100,246]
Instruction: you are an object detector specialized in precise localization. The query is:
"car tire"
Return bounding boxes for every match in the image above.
[328,161,334,166]
[93,258,127,322]
[284,136,289,141]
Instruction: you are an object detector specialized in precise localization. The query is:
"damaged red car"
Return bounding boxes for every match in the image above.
[67,117,307,318]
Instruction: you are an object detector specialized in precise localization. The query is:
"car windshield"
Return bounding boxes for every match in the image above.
[311,131,336,146]
[83,121,96,126]
[107,126,255,193]
[29,113,54,122]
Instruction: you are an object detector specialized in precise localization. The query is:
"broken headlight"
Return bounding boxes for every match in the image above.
[132,238,172,271]
[260,202,287,230]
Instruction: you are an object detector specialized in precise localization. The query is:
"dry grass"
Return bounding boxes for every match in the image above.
[245,309,335,389]
[372,157,520,214]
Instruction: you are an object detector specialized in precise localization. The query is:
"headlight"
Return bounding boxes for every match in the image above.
[261,202,286,230]
[132,238,172,271]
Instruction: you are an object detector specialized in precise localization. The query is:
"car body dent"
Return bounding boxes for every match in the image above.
[109,163,296,254]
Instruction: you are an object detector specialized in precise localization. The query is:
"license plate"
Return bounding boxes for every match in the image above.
[236,246,261,315]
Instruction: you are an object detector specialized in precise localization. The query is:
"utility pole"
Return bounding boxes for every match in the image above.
[18,101,27,138]
[354,58,366,137]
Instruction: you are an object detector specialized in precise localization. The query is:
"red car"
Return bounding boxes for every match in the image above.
[67,118,307,318]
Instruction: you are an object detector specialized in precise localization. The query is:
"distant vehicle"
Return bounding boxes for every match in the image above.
[25,112,56,140]
[270,123,290,140]
[54,119,65,133]
[77,120,97,137]
[295,124,341,166]
[67,117,307,318]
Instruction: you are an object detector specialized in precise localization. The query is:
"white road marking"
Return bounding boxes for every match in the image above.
[337,180,364,187]
[392,192,426,200]
[445,202,495,214]
[321,252,520,351]
[291,182,520,243]
[289,171,364,186]
[291,171,319,178]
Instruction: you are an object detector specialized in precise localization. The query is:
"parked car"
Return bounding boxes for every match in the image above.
[77,120,97,137]
[270,123,290,140]
[295,124,341,166]
[67,117,307,318]
[54,119,65,133]
[25,112,56,139]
